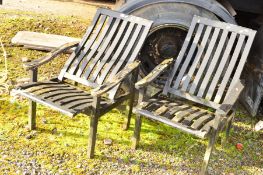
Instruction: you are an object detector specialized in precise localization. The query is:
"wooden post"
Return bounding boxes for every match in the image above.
[28,68,38,130]
[87,96,101,159]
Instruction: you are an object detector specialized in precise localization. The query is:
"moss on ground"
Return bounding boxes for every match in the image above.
[0,9,263,175]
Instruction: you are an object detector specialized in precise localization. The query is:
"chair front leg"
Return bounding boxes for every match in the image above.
[28,68,38,130]
[123,95,134,130]
[131,87,146,149]
[201,128,218,175]
[88,96,101,159]
[132,114,142,149]
[123,68,139,130]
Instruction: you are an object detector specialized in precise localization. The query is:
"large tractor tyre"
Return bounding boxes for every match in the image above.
[118,2,235,86]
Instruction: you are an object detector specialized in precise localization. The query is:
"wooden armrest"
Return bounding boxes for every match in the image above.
[91,61,140,97]
[23,41,79,70]
[135,58,173,89]
[216,80,244,115]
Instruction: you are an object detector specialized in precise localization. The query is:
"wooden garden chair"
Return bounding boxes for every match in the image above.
[132,16,256,174]
[14,8,153,158]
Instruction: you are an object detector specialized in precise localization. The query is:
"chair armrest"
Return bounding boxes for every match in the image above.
[91,61,140,97]
[135,58,173,89]
[216,80,244,115]
[23,41,79,70]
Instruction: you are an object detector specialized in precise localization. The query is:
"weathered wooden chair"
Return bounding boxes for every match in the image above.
[14,8,153,158]
[133,16,256,174]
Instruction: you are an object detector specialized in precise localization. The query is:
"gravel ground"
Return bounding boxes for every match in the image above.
[0,0,114,19]
[0,2,263,175]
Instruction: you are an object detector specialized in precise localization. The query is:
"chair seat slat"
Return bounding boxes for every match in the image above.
[181,111,207,126]
[172,108,199,122]
[191,114,214,130]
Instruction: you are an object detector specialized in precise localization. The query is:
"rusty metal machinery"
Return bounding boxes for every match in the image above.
[117,0,263,117]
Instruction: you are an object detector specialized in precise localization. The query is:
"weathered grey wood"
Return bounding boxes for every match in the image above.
[212,35,245,103]
[81,18,122,79]
[172,108,199,122]
[181,26,212,91]
[89,21,132,81]
[218,80,244,114]
[182,111,207,125]
[91,61,140,96]
[11,31,80,52]
[201,127,217,175]
[88,96,100,158]
[123,68,139,130]
[164,17,198,94]
[14,8,153,159]
[136,108,208,138]
[133,16,256,175]
[69,15,111,76]
[191,114,214,130]
[23,41,79,70]
[135,58,173,89]
[205,33,240,101]
[196,29,229,98]
[95,23,140,83]
[218,34,256,103]
[28,68,38,130]
[74,15,112,77]
[173,24,204,89]
[188,28,221,95]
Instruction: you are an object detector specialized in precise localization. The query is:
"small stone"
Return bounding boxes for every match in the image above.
[103,139,113,146]
[25,134,33,139]
[21,57,30,63]
[51,128,57,135]
[42,118,47,124]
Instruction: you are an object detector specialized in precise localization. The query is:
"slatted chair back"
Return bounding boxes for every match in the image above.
[164,16,256,110]
[58,9,152,92]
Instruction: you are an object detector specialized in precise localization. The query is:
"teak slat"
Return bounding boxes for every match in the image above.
[191,114,214,130]
[188,28,221,95]
[181,26,212,91]
[205,32,238,101]
[173,24,204,89]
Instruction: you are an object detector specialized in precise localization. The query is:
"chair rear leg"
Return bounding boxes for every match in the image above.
[132,114,142,149]
[28,100,37,130]
[225,112,235,142]
[123,96,134,130]
[28,68,38,130]
[201,129,217,175]
[88,114,99,159]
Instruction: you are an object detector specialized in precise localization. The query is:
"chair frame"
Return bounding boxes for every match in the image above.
[15,8,153,158]
[132,16,256,174]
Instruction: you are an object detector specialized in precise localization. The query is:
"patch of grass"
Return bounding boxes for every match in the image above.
[0,9,263,175]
